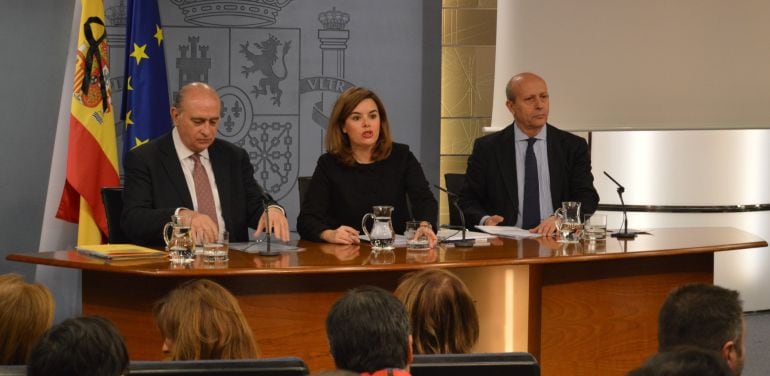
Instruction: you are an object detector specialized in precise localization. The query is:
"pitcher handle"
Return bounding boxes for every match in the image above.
[361,213,374,242]
[162,222,173,248]
[552,208,565,232]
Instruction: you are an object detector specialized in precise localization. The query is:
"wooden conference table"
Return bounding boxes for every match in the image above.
[7,227,766,375]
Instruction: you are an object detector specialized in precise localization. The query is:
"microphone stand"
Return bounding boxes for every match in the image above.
[603,171,638,239]
[261,195,274,255]
[433,185,474,248]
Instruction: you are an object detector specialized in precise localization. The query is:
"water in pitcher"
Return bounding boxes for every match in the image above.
[362,206,396,250]
[369,216,395,249]
[163,215,195,263]
[554,201,582,243]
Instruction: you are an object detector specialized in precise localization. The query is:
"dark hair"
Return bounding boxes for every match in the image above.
[325,87,393,166]
[394,269,479,354]
[628,346,733,376]
[326,286,411,373]
[658,284,743,354]
[27,316,128,376]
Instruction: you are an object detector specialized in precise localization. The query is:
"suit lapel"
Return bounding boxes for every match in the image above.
[546,124,564,209]
[158,134,193,208]
[208,141,232,230]
[496,124,519,210]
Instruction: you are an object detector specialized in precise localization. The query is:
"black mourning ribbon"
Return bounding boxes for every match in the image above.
[81,16,109,113]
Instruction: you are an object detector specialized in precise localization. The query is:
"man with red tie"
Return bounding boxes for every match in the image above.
[121,82,289,246]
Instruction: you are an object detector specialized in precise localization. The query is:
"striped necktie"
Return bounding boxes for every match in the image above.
[190,153,217,228]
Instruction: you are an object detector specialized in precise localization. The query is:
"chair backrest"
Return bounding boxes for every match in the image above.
[0,365,26,376]
[128,357,309,376]
[297,176,312,208]
[101,187,129,243]
[410,352,540,376]
[443,173,466,227]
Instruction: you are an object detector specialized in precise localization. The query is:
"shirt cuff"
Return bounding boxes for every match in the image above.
[267,204,285,216]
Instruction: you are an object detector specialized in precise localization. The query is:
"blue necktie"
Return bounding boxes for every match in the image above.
[522,138,540,229]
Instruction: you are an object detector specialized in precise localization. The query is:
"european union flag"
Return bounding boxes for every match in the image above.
[120,0,171,156]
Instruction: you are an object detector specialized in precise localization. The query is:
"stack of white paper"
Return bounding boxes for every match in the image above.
[475,225,542,239]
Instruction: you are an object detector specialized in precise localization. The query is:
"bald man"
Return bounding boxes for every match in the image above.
[459,72,599,235]
[122,82,289,246]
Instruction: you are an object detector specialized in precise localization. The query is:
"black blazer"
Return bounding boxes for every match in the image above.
[297,143,438,242]
[458,123,599,227]
[121,132,273,246]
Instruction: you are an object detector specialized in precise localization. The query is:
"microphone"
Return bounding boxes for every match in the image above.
[260,191,274,254]
[433,185,474,248]
[603,171,638,239]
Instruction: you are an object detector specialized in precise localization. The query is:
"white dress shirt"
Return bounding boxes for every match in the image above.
[171,128,226,232]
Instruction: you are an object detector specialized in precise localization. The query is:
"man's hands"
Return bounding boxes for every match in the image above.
[483,213,558,236]
[254,206,290,242]
[180,209,218,244]
[179,206,290,244]
[483,215,505,226]
[320,226,361,245]
[529,215,558,236]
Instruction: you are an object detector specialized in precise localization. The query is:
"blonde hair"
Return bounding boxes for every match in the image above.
[394,269,479,354]
[0,273,55,365]
[325,87,393,166]
[154,279,259,360]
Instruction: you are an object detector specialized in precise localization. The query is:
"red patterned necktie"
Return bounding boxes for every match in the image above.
[190,153,218,228]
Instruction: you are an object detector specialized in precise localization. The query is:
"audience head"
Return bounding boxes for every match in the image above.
[326,86,393,166]
[394,268,479,354]
[171,82,220,153]
[154,279,259,360]
[505,72,549,136]
[326,286,412,373]
[0,273,55,365]
[27,316,128,376]
[628,346,733,376]
[658,283,745,375]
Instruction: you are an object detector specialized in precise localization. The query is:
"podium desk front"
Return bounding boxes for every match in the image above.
[7,227,766,375]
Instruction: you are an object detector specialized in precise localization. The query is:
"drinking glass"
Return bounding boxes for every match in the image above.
[583,214,607,241]
[404,221,430,250]
[203,231,229,263]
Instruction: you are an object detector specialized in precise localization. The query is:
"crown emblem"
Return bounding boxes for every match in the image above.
[318,7,350,30]
[105,0,127,27]
[171,0,292,27]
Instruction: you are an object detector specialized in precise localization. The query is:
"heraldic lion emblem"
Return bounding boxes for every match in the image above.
[240,34,291,106]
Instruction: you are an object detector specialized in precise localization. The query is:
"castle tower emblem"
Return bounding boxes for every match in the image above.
[307,7,353,128]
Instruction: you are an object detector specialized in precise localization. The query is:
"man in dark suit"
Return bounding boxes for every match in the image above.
[657,283,746,376]
[459,72,599,235]
[326,286,413,375]
[121,82,289,246]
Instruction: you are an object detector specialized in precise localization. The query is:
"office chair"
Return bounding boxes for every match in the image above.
[100,186,129,244]
[411,352,540,376]
[0,365,26,376]
[129,357,309,375]
[443,173,466,227]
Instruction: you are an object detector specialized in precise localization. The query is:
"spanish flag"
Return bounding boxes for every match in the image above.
[56,0,120,245]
